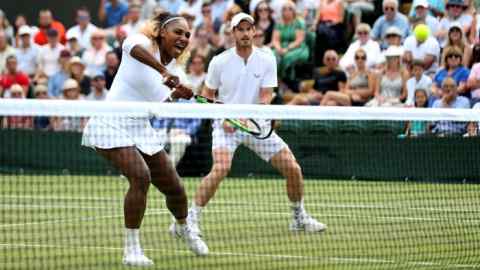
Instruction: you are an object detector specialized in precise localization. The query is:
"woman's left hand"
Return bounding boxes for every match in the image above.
[171,84,194,100]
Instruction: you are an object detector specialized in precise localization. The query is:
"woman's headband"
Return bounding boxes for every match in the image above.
[161,16,185,29]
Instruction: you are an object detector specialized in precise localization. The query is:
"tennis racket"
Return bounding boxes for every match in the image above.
[194,95,275,140]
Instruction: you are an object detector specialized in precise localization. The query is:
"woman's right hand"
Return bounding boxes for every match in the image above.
[170,83,194,100]
[162,72,180,89]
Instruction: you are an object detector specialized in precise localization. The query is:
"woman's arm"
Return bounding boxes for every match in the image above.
[130,45,179,88]
[271,30,283,52]
[286,29,305,51]
[354,72,376,99]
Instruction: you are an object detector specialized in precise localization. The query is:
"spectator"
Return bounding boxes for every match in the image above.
[52,79,86,132]
[405,59,433,106]
[253,1,275,46]
[403,88,431,137]
[0,30,16,75]
[186,54,207,94]
[321,48,375,106]
[468,43,480,68]
[33,9,66,46]
[66,7,98,50]
[403,24,440,76]
[82,30,112,77]
[15,26,39,77]
[47,49,71,98]
[66,31,85,57]
[32,84,52,130]
[139,0,158,20]
[438,0,473,46]
[409,0,445,17]
[98,0,129,28]
[178,0,204,27]
[313,0,345,65]
[87,74,108,101]
[190,28,216,66]
[123,1,145,36]
[366,46,407,107]
[0,9,14,43]
[36,28,65,78]
[253,28,274,54]
[371,0,409,49]
[103,51,119,90]
[1,84,33,130]
[339,23,381,74]
[272,1,309,85]
[466,50,480,105]
[432,77,470,136]
[442,23,472,67]
[13,14,32,48]
[0,55,30,97]
[158,0,185,14]
[69,56,91,96]
[410,0,441,38]
[211,0,231,23]
[383,26,404,49]
[289,50,347,105]
[463,121,478,137]
[433,46,470,98]
[214,22,236,55]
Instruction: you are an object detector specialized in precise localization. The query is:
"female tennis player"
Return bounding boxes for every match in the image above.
[82,12,208,266]
[183,13,327,238]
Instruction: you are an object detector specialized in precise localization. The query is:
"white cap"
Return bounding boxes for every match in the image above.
[10,84,24,94]
[384,45,404,57]
[384,26,402,37]
[413,0,429,8]
[18,25,32,36]
[230,12,254,30]
[449,22,463,32]
[62,78,79,91]
[69,56,85,67]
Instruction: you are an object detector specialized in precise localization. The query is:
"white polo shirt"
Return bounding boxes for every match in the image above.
[403,35,440,74]
[205,47,277,104]
[107,33,188,102]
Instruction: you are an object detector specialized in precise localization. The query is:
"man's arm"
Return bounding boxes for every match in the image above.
[201,87,217,100]
[259,87,273,104]
[98,0,107,23]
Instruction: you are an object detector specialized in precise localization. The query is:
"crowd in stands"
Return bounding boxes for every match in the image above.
[1,0,480,137]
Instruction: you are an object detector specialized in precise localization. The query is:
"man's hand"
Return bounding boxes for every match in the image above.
[170,83,194,100]
[223,120,236,133]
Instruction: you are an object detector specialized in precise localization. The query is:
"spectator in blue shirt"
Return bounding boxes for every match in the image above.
[371,0,410,49]
[48,49,71,97]
[433,46,470,99]
[98,0,129,28]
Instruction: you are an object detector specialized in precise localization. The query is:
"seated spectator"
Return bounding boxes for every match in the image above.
[65,31,85,57]
[438,0,473,46]
[289,50,347,105]
[321,48,375,106]
[254,28,274,55]
[431,77,471,136]
[253,1,275,46]
[33,9,66,46]
[36,28,65,78]
[409,0,445,17]
[32,84,52,130]
[313,0,345,65]
[87,74,108,101]
[52,79,86,132]
[433,46,470,98]
[410,0,441,38]
[66,7,98,50]
[196,1,222,47]
[103,51,119,90]
[466,52,480,105]
[2,84,33,130]
[403,23,440,76]
[15,26,39,77]
[190,27,216,66]
[272,1,309,84]
[366,46,407,107]
[186,54,206,94]
[406,59,433,106]
[158,0,184,14]
[442,23,472,67]
[123,1,145,36]
[47,49,71,98]
[82,30,111,77]
[139,0,158,20]
[339,23,381,74]
[98,0,129,28]
[0,30,16,75]
[382,26,404,50]
[403,88,431,137]
[0,9,14,44]
[69,56,91,96]
[178,0,203,28]
[0,55,30,97]
[467,43,480,68]
[214,22,236,55]
[463,121,478,136]
[371,0,410,49]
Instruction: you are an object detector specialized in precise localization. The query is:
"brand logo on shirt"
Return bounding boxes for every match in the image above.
[253,73,261,78]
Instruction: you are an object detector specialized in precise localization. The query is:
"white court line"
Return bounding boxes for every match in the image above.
[0,242,478,269]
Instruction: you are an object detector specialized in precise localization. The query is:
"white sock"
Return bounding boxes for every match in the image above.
[190,203,203,217]
[125,228,141,254]
[291,199,305,217]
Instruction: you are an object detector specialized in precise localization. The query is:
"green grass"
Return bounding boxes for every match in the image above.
[0,175,479,270]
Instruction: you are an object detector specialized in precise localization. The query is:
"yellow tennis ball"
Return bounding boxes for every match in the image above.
[414,24,430,42]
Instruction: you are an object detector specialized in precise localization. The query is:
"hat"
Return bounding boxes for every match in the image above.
[230,12,254,30]
[69,56,85,67]
[383,46,404,57]
[18,25,32,36]
[93,73,105,80]
[62,78,79,91]
[60,49,72,58]
[46,28,59,37]
[66,30,79,40]
[10,84,23,94]
[446,0,466,6]
[34,84,48,94]
[413,0,429,8]
[448,22,463,32]
[384,26,402,37]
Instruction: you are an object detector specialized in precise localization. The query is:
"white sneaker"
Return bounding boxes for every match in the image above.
[122,251,154,267]
[186,208,202,236]
[289,213,327,233]
[169,222,209,256]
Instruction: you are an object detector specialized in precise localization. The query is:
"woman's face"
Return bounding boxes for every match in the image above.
[91,35,105,50]
[257,3,270,19]
[161,19,191,59]
[357,29,370,43]
[446,52,462,68]
[354,52,366,68]
[449,28,462,41]
[414,90,428,107]
[281,5,295,21]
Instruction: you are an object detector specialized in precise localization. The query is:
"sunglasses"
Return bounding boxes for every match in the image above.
[447,54,461,59]
[448,4,463,8]
[384,6,395,11]
[355,55,366,60]
[357,31,369,35]
[325,57,337,61]
[258,7,270,12]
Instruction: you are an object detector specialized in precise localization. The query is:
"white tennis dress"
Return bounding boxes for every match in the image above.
[82,33,187,155]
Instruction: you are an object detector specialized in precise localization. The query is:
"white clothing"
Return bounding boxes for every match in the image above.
[86,89,108,101]
[206,47,277,104]
[439,14,473,47]
[16,45,39,76]
[339,39,381,72]
[403,35,440,74]
[37,43,65,77]
[82,45,113,77]
[186,72,206,94]
[406,74,433,106]
[123,20,146,37]
[0,46,16,74]
[66,23,98,50]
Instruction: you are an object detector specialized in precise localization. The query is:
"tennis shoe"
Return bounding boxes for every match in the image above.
[169,222,209,256]
[186,208,202,236]
[290,213,327,233]
[122,249,154,267]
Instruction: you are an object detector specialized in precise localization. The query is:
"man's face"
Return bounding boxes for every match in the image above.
[20,34,30,45]
[128,7,141,22]
[323,53,338,69]
[76,10,90,27]
[412,65,423,78]
[448,4,464,17]
[6,58,17,73]
[106,53,119,68]
[415,6,427,17]
[383,3,396,20]
[233,21,255,48]
[47,34,58,46]
[93,78,106,90]
[39,12,52,27]
[442,82,457,101]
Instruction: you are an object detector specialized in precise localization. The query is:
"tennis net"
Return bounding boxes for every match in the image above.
[1,99,479,270]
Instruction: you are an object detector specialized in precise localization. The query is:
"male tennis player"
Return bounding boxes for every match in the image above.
[82,12,208,266]
[180,13,327,237]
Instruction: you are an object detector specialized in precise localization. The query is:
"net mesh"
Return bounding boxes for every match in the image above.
[1,99,480,270]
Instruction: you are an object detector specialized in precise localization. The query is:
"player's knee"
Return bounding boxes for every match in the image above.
[287,160,302,178]
[129,168,151,193]
[163,181,186,197]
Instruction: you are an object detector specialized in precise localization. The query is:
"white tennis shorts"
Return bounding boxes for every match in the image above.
[81,116,166,156]
[212,125,288,161]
